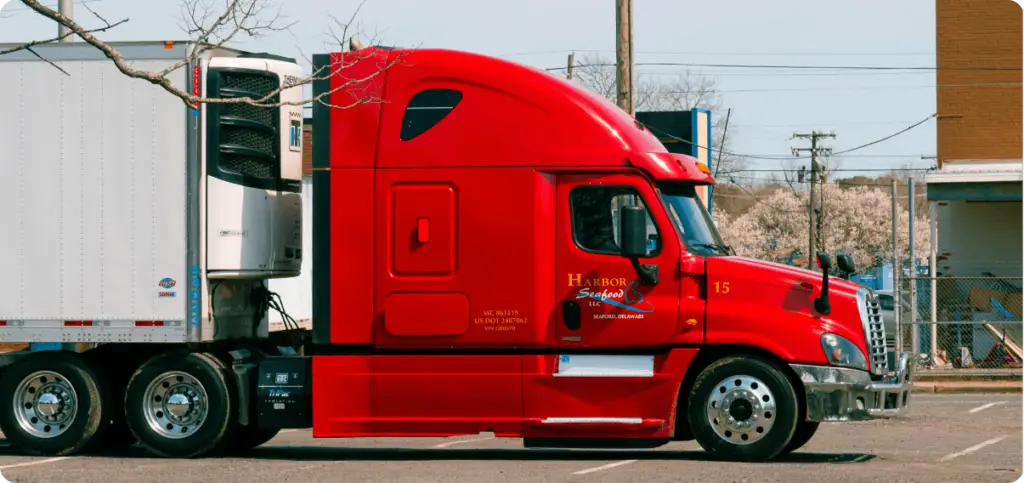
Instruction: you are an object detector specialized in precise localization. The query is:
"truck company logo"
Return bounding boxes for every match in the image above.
[568,274,654,315]
[159,278,177,289]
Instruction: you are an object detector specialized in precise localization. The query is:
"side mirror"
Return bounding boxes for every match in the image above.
[620,205,648,258]
[814,251,832,315]
[837,254,856,275]
[816,252,832,272]
[620,205,658,285]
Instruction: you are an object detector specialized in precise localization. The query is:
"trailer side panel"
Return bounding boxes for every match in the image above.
[0,58,189,339]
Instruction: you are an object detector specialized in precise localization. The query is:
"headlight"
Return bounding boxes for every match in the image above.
[820,333,868,371]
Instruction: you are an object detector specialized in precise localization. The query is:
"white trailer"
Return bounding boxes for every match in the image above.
[0,41,304,457]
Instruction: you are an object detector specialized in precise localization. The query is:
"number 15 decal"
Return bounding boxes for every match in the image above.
[713,281,731,294]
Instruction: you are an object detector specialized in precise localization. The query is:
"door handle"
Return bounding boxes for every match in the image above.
[562,300,581,331]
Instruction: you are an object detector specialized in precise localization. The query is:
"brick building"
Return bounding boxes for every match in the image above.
[913,0,1022,365]
[925,0,1022,279]
[935,0,1022,164]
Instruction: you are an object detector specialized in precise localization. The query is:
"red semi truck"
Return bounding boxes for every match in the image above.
[304,46,913,461]
[0,44,913,462]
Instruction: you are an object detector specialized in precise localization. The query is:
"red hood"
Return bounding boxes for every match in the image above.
[726,257,864,299]
[703,256,870,366]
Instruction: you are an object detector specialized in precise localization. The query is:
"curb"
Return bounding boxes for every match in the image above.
[912,383,1023,394]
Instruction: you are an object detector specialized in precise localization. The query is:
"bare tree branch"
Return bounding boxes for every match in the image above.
[5,0,405,111]
[571,54,747,177]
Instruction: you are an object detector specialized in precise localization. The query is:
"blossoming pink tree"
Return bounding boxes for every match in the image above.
[717,184,930,269]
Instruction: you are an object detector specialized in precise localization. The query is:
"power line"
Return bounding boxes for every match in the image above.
[636,69,938,78]
[504,49,937,58]
[708,83,1022,94]
[731,120,928,128]
[732,167,934,173]
[724,174,933,189]
[639,115,935,162]
[548,61,1023,72]
[831,115,935,155]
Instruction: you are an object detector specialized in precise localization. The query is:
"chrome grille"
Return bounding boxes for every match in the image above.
[864,295,888,375]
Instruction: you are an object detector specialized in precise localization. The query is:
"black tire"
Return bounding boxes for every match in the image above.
[686,355,799,462]
[202,351,281,455]
[124,351,236,458]
[0,352,109,456]
[781,421,819,455]
[90,375,137,453]
[88,353,140,453]
[223,425,281,454]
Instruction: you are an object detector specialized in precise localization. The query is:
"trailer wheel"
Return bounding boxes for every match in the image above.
[780,421,819,455]
[686,355,799,462]
[125,352,235,458]
[0,352,107,456]
[91,375,136,453]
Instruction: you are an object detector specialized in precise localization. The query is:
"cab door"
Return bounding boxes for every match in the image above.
[555,174,681,347]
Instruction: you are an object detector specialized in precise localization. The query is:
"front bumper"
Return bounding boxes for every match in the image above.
[791,351,915,422]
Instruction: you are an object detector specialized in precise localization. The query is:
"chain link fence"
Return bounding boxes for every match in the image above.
[896,275,1023,373]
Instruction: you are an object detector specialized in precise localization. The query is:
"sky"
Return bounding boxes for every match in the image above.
[0,0,940,181]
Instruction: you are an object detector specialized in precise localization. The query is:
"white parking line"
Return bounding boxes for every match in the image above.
[432,436,495,449]
[572,460,637,475]
[0,457,69,471]
[968,402,1004,413]
[939,437,1006,462]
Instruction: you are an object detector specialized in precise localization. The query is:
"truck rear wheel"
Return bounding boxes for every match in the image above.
[223,425,281,454]
[124,352,236,458]
[0,352,108,456]
[686,355,799,462]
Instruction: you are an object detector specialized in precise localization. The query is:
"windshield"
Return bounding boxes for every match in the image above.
[657,181,730,256]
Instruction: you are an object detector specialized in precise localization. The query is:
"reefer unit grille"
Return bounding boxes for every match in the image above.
[205,68,281,189]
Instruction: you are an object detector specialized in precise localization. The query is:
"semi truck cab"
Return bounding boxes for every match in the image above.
[303,46,914,461]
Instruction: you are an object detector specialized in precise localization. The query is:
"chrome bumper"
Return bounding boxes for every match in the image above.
[791,351,914,422]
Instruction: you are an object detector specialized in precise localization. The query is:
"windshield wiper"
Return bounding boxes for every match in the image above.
[690,243,733,255]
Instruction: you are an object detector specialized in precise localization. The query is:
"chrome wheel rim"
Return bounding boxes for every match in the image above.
[142,371,208,439]
[13,371,78,439]
[706,375,777,445]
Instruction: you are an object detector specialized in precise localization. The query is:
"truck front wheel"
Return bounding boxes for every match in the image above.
[0,352,108,456]
[781,421,819,455]
[124,352,236,458]
[686,355,799,462]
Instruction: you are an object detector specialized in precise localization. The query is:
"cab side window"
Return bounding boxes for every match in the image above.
[400,88,463,141]
[570,186,660,256]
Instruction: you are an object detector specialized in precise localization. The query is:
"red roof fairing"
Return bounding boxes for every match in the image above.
[326,47,714,184]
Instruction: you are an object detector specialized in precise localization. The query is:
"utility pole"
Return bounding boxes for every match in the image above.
[791,131,835,270]
[615,0,634,114]
[59,0,74,41]
[566,51,576,80]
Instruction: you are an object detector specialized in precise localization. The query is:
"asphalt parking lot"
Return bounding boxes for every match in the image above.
[0,394,1020,483]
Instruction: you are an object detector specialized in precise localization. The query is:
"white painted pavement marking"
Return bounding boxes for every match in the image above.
[968,402,1005,413]
[571,460,638,475]
[0,457,70,471]
[938,437,1006,462]
[432,435,495,449]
